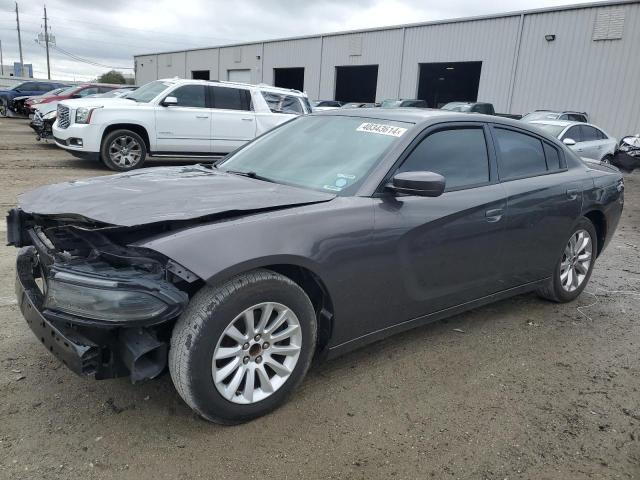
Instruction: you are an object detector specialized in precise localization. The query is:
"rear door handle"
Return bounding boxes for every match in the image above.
[566,188,579,200]
[196,115,209,119]
[241,118,254,121]
[485,208,504,223]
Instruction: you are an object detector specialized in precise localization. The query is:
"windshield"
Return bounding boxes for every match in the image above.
[530,123,566,138]
[522,111,559,121]
[219,115,412,194]
[441,102,471,112]
[125,80,173,103]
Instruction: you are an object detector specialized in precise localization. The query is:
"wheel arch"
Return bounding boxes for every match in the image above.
[583,209,607,257]
[101,123,151,152]
[203,257,335,357]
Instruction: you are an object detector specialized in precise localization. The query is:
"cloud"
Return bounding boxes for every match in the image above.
[0,0,582,81]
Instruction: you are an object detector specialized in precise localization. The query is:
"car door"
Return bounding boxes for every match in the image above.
[491,125,584,286]
[579,125,608,160]
[155,84,211,152]
[209,85,255,154]
[371,123,508,328]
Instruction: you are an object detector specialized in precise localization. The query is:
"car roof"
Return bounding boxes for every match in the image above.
[157,77,306,96]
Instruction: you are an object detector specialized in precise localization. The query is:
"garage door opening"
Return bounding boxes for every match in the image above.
[192,70,210,80]
[417,62,482,108]
[274,67,304,91]
[335,65,378,103]
[228,69,251,83]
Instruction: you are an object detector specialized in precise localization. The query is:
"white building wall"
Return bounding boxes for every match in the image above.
[400,16,522,112]
[319,29,405,102]
[218,43,262,83]
[186,48,220,80]
[262,37,323,98]
[511,2,640,137]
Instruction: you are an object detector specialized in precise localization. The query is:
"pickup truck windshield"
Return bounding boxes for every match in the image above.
[219,115,412,194]
[126,81,173,103]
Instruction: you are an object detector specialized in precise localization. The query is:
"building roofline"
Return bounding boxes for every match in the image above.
[134,0,639,58]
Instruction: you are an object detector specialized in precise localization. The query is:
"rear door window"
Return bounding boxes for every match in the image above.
[210,86,251,111]
[262,92,305,114]
[494,128,548,180]
[77,87,100,97]
[580,125,601,142]
[399,127,490,190]
[543,143,563,170]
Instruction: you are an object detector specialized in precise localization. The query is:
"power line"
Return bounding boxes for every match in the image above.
[50,44,133,69]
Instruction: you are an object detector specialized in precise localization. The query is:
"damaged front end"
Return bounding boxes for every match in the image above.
[8,208,196,382]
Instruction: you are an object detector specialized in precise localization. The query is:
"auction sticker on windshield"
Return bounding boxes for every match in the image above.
[356,123,407,137]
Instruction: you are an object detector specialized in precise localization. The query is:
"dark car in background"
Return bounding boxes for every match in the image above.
[9,109,623,424]
[0,81,67,116]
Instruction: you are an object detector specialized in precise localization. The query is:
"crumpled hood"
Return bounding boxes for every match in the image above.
[18,165,336,227]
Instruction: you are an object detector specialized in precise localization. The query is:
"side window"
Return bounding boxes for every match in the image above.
[563,126,583,143]
[19,82,38,91]
[494,128,547,180]
[593,127,607,140]
[262,92,304,114]
[559,114,569,120]
[167,85,206,108]
[211,86,251,111]
[543,143,562,170]
[77,87,100,97]
[580,125,600,142]
[398,127,490,190]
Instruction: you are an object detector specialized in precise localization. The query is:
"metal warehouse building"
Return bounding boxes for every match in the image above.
[134,0,640,137]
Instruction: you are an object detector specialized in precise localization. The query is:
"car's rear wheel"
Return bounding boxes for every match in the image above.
[0,99,7,117]
[169,269,316,424]
[100,129,147,171]
[537,218,597,303]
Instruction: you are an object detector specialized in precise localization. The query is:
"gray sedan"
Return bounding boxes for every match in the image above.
[9,109,624,424]
[530,120,617,162]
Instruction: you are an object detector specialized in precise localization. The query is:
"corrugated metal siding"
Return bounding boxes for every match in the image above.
[218,43,262,83]
[262,37,323,98]
[511,3,640,137]
[186,48,220,79]
[157,52,186,78]
[134,55,158,85]
[319,29,405,101]
[401,16,521,111]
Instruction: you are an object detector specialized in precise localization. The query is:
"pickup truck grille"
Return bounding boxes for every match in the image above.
[57,105,70,129]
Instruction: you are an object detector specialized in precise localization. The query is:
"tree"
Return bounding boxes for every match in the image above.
[97,70,126,84]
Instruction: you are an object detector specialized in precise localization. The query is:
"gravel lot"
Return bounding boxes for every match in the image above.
[0,118,639,480]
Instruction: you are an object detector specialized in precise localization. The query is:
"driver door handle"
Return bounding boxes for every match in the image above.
[196,115,209,119]
[485,208,504,223]
[241,118,254,121]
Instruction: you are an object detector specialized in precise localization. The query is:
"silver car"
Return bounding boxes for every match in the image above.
[530,120,617,162]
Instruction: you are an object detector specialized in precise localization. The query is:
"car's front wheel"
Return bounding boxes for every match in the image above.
[601,154,614,164]
[100,129,147,171]
[169,269,317,424]
[537,218,597,302]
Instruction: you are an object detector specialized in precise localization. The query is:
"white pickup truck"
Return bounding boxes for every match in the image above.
[52,79,312,171]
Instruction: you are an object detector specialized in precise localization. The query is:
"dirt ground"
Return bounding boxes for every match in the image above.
[0,118,638,480]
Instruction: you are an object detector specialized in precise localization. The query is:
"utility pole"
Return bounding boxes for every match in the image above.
[43,5,50,79]
[0,40,4,76]
[15,2,24,77]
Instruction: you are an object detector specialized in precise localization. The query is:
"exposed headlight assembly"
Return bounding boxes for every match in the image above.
[75,106,101,124]
[43,269,188,325]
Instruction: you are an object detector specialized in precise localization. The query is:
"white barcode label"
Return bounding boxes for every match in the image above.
[356,122,407,137]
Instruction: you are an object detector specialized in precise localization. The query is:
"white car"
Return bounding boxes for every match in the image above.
[530,120,617,162]
[52,79,312,171]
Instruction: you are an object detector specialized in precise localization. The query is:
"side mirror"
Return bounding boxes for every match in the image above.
[162,96,178,106]
[388,171,446,197]
[563,138,576,146]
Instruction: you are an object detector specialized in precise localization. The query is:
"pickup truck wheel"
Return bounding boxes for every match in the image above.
[537,218,597,303]
[101,129,147,171]
[169,269,317,424]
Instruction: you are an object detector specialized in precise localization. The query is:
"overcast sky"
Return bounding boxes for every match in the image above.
[0,0,592,81]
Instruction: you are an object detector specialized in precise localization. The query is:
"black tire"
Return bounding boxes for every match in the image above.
[537,217,598,303]
[100,129,147,171]
[0,99,7,117]
[169,269,317,424]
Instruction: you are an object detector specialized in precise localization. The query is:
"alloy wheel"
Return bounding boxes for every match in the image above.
[108,135,142,167]
[560,229,593,292]
[212,302,302,404]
